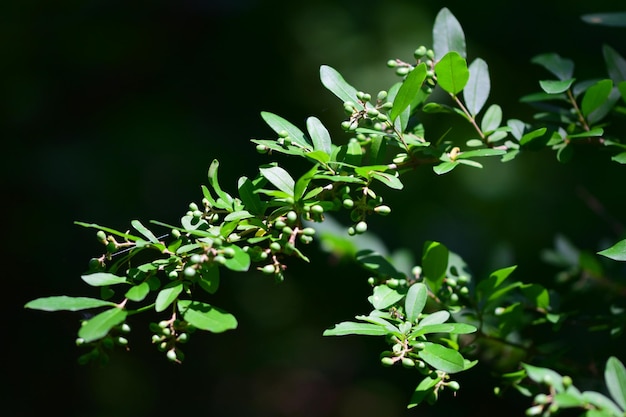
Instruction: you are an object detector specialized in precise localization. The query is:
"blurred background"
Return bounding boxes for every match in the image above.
[5,0,625,416]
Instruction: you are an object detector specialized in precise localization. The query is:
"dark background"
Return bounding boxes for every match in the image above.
[5,1,625,416]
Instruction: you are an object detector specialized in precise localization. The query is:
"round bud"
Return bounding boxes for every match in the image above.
[367,277,376,285]
[158,320,169,329]
[349,121,359,131]
[269,242,281,252]
[342,198,354,209]
[120,323,131,333]
[534,394,549,405]
[402,358,415,368]
[380,357,395,367]
[106,241,117,253]
[222,247,236,258]
[414,342,425,350]
[458,275,470,284]
[166,349,178,362]
[396,67,410,76]
[286,211,298,224]
[362,93,371,102]
[183,266,196,277]
[448,381,460,391]
[341,121,352,131]
[188,202,199,211]
[192,210,203,218]
[386,59,398,68]
[96,230,107,242]
[190,254,203,264]
[151,334,162,343]
[414,46,428,58]
[450,293,459,303]
[494,307,505,316]
[311,205,324,214]
[377,90,388,101]
[374,205,391,215]
[387,278,399,288]
[261,264,275,275]
[116,337,128,346]
[459,287,469,295]
[562,375,573,388]
[278,130,289,138]
[168,270,178,279]
[299,235,313,244]
[347,226,356,236]
[301,227,316,236]
[525,405,544,416]
[274,219,286,229]
[176,333,189,343]
[366,108,379,118]
[171,229,181,239]
[355,221,368,234]
[256,144,269,154]
[411,265,422,277]
[426,49,435,59]
[75,338,85,346]
[282,226,293,235]
[158,341,168,352]
[213,255,227,265]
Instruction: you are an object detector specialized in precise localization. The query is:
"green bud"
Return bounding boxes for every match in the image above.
[183,266,196,277]
[158,341,168,352]
[106,241,117,253]
[366,108,379,118]
[171,229,181,239]
[411,266,422,277]
[222,247,236,258]
[261,264,275,274]
[299,235,313,244]
[213,255,227,265]
[414,46,428,58]
[494,307,505,316]
[274,219,286,229]
[278,130,289,138]
[367,277,376,285]
[374,205,391,215]
[448,381,460,391]
[311,205,324,214]
[168,270,178,279]
[116,337,128,346]
[342,198,354,209]
[349,121,359,131]
[414,342,425,350]
[256,144,269,154]
[525,405,544,416]
[188,202,199,211]
[192,210,203,218]
[176,333,189,343]
[387,278,399,288]
[347,226,356,236]
[270,241,281,252]
[190,254,203,264]
[386,59,398,68]
[158,320,169,328]
[355,221,368,234]
[151,334,163,343]
[377,90,388,101]
[402,358,415,368]
[396,66,410,76]
[534,394,549,404]
[459,286,469,295]
[120,323,131,333]
[301,227,316,236]
[341,121,352,130]
[562,375,573,388]
[380,357,395,367]
[75,338,85,346]
[286,211,298,224]
[282,226,293,235]
[166,349,178,362]
[96,230,107,242]
[426,49,434,60]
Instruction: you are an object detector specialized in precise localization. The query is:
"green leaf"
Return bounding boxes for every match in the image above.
[390,63,428,121]
[582,391,624,417]
[370,171,403,190]
[605,357,626,411]
[131,220,160,244]
[432,7,466,60]
[419,310,450,326]
[405,283,428,323]
[412,323,476,337]
[539,78,575,94]
[222,245,251,271]
[260,111,310,148]
[457,148,506,159]
[420,342,465,373]
[357,250,403,278]
[74,222,142,242]
[433,161,459,175]
[435,51,469,95]
[198,263,220,294]
[306,116,332,155]
[125,282,150,302]
[532,53,574,80]
[480,104,502,133]
[582,12,626,27]
[604,45,626,83]
[612,152,626,164]
[237,176,266,215]
[422,241,449,292]
[323,321,388,336]
[155,282,183,312]
[24,296,117,312]
[520,283,550,310]
[368,285,404,310]
[78,307,128,343]
[81,273,127,287]
[294,163,319,202]
[522,363,565,392]
[259,165,295,196]
[408,375,441,408]
[464,58,490,116]
[178,300,237,333]
[520,127,548,146]
[319,65,362,109]
[598,239,626,261]
[582,79,613,117]
[208,159,234,209]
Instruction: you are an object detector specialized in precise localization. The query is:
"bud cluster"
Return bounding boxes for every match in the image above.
[149,319,194,363]
[76,322,132,365]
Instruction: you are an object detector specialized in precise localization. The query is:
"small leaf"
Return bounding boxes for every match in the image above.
[294,164,319,202]
[125,282,150,302]
[605,356,626,411]
[433,161,458,175]
[539,79,575,94]
[420,342,465,373]
[582,391,624,417]
[155,282,183,312]
[457,148,506,159]
[405,283,428,323]
[522,363,564,392]
[319,65,362,109]
[612,152,626,164]
[178,300,238,333]
[368,285,404,310]
[419,310,451,326]
[432,7,466,60]
[422,241,449,292]
[81,273,127,287]
[131,220,160,243]
[370,171,403,190]
[435,51,469,95]
[598,239,626,261]
[604,45,626,83]
[413,323,476,337]
[237,176,265,215]
[519,127,548,146]
[24,296,116,312]
[532,53,574,80]
[323,321,388,336]
[259,165,295,196]
[306,116,332,155]
[480,104,502,133]
[464,58,490,116]
[260,111,310,148]
[78,307,128,343]
[208,159,234,208]
[390,63,428,121]
[507,119,525,140]
[408,375,441,408]
[582,79,613,117]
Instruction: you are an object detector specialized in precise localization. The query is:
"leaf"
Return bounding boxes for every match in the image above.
[413,323,476,337]
[208,159,234,209]
[432,7,466,60]
[582,391,624,417]
[24,296,117,312]
[357,250,403,278]
[323,321,388,336]
[532,53,574,80]
[464,58,490,116]
[519,127,548,146]
[237,176,265,215]
[433,161,458,175]
[222,245,251,271]
[370,171,403,190]
[78,307,128,343]
[408,375,441,408]
[419,310,450,326]
[131,220,159,244]
[435,51,469,95]
[74,222,142,242]
[612,152,626,164]
[155,282,183,312]
[368,285,404,310]
[125,282,150,302]
[319,65,362,109]
[259,165,295,196]
[598,239,626,261]
[604,45,626,83]
[390,63,428,121]
[582,79,613,117]
[306,116,332,155]
[405,283,428,323]
[605,357,626,411]
[522,363,565,392]
[422,241,449,292]
[81,273,127,287]
[480,104,502,133]
[507,119,525,140]
[178,300,237,333]
[260,111,310,148]
[294,163,319,202]
[198,263,220,294]
[582,12,626,27]
[539,79,575,94]
[420,342,465,373]
[457,148,506,159]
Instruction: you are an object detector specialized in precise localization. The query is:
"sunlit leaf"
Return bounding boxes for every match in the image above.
[81,273,127,287]
[178,300,237,333]
[605,357,626,411]
[480,104,502,133]
[582,79,613,117]
[306,116,332,154]
[368,285,404,310]
[408,375,441,408]
[155,282,183,312]
[323,321,388,336]
[261,111,310,148]
[222,244,251,271]
[539,79,575,94]
[457,148,506,159]
[319,65,362,109]
[390,63,427,121]
[435,51,469,95]
[464,58,490,116]
[125,282,150,302]
[405,283,428,323]
[131,220,160,244]
[598,239,626,261]
[259,165,295,196]
[532,53,574,80]
[419,310,450,326]
[422,241,448,292]
[24,296,116,312]
[78,307,127,343]
[420,342,465,373]
[433,161,458,175]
